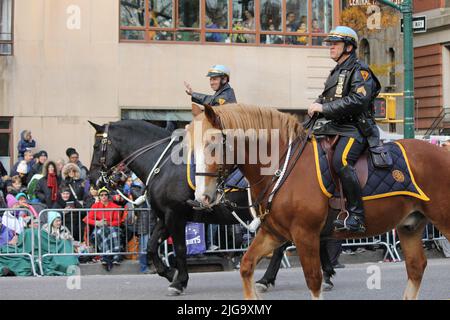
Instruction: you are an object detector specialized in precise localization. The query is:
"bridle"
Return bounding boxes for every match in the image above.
[95,123,172,188]
[193,114,318,216]
[194,115,237,193]
[97,124,113,186]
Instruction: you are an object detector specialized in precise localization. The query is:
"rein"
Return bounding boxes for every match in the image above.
[217,115,318,222]
[95,124,177,204]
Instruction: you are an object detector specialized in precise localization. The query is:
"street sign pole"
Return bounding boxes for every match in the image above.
[377,0,415,138]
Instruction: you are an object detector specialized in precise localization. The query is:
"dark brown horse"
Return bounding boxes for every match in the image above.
[187,103,450,300]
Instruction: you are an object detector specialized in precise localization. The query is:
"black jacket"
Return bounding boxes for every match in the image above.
[27,162,44,184]
[191,83,237,106]
[313,53,381,144]
[63,177,85,202]
[36,175,62,207]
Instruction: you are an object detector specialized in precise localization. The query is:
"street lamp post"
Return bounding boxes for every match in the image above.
[377,0,415,138]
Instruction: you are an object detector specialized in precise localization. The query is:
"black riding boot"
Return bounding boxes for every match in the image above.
[333,165,366,233]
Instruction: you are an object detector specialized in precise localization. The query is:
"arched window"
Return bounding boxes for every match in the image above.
[359,38,370,65]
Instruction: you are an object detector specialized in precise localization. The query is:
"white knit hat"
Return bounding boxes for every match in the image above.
[17,160,28,174]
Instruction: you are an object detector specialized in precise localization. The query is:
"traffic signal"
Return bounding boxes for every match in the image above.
[374,93,401,122]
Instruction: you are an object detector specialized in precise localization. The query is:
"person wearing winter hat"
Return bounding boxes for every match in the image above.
[66,148,89,180]
[86,186,122,270]
[53,183,85,242]
[42,211,73,241]
[14,160,29,186]
[15,192,28,203]
[0,215,17,247]
[27,150,48,184]
[17,130,36,160]
[61,163,85,202]
[2,194,23,234]
[6,194,18,208]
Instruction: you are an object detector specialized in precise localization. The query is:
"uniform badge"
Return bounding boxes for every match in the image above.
[335,72,347,98]
[360,70,370,81]
[357,86,367,96]
[218,98,226,105]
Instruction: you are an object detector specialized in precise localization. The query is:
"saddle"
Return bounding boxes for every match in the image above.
[319,136,367,211]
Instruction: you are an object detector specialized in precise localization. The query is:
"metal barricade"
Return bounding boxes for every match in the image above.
[342,231,401,261]
[422,223,446,242]
[200,224,403,265]
[205,223,253,254]
[0,208,38,276]
[37,207,159,275]
[394,224,446,258]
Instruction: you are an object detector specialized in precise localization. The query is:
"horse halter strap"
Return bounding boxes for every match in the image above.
[97,124,111,184]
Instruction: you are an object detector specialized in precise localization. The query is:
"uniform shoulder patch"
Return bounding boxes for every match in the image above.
[218,98,226,105]
[357,86,367,96]
[360,70,370,81]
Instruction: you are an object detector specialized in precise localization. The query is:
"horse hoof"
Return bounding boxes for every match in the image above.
[167,286,184,296]
[322,282,334,292]
[255,282,269,293]
[167,284,185,296]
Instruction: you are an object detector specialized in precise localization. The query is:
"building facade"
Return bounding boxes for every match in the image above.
[413,0,450,134]
[0,0,344,171]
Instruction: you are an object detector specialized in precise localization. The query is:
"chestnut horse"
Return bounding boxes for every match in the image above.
[187,103,450,300]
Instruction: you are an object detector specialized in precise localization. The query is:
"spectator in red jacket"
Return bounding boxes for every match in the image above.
[87,187,122,227]
[86,187,123,271]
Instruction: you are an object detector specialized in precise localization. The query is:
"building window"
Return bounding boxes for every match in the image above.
[359,38,370,65]
[388,47,396,86]
[119,0,338,47]
[0,117,12,173]
[0,0,13,55]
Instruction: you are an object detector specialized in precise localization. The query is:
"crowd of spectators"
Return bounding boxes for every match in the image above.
[0,131,156,275]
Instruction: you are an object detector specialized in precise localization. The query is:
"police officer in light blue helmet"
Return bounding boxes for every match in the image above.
[184,64,237,106]
[323,26,359,62]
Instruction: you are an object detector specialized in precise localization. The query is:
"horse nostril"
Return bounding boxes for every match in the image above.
[203,195,211,205]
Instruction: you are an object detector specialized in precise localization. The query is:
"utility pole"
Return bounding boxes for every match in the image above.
[377,0,415,138]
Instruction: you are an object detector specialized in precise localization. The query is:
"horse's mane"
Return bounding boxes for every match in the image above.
[213,104,305,143]
[112,119,170,136]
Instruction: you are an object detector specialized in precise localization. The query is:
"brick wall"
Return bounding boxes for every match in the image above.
[414,44,443,130]
[414,0,444,13]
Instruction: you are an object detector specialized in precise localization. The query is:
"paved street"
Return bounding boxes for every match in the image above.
[1,259,449,300]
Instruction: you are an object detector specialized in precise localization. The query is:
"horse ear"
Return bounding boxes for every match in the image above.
[191,103,204,117]
[88,120,105,133]
[204,105,219,128]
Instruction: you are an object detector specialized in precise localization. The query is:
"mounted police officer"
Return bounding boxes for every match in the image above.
[307,26,381,234]
[184,65,237,106]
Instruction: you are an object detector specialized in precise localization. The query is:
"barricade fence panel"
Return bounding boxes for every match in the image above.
[0,208,38,276]
[2,206,448,275]
[35,207,164,275]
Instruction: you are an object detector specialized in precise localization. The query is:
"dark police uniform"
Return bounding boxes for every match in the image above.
[313,53,381,173]
[191,83,237,106]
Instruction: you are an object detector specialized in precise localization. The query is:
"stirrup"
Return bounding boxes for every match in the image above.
[333,210,350,232]
[334,211,366,233]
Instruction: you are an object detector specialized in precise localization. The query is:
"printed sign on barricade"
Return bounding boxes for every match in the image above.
[185,222,206,255]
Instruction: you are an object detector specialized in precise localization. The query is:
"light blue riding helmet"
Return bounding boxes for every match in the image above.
[206,65,231,79]
[324,26,359,49]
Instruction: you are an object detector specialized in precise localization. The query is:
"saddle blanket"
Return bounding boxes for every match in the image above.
[187,151,248,191]
[312,138,430,201]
